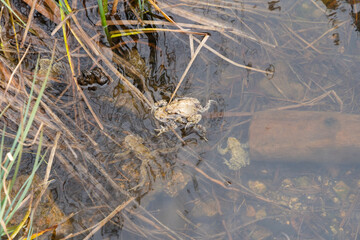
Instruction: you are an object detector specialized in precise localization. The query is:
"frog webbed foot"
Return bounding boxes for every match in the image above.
[185,114,202,129]
[154,99,168,108]
[200,99,217,112]
[114,149,131,158]
[130,163,149,191]
[155,122,178,136]
[155,126,168,135]
[241,142,249,149]
[193,124,208,141]
[223,158,233,169]
[184,122,194,129]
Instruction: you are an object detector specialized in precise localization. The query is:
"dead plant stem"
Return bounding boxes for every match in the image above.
[169,34,209,103]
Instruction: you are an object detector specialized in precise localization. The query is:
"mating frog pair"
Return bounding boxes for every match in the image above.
[121,134,163,190]
[153,97,215,138]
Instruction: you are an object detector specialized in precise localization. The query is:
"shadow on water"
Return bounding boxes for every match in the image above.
[5,0,360,239]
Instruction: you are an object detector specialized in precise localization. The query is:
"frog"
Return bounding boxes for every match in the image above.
[120,134,163,190]
[153,97,215,137]
[217,137,250,170]
[116,134,189,195]
[36,58,66,87]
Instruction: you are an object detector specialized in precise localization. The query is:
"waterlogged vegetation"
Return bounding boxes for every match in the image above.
[1,0,360,239]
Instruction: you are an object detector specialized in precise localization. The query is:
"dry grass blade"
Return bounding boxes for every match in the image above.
[144,2,272,74]
[157,1,276,48]
[22,0,60,23]
[44,132,61,183]
[272,90,343,111]
[105,19,244,32]
[107,18,271,76]
[58,10,105,130]
[5,43,31,95]
[111,0,119,15]
[20,0,37,48]
[0,219,11,239]
[0,60,12,81]
[10,196,32,238]
[51,10,77,36]
[124,0,143,24]
[148,0,177,25]
[110,27,207,37]
[83,197,135,240]
[304,20,348,50]
[192,37,271,74]
[283,24,322,54]
[66,12,153,108]
[169,34,209,102]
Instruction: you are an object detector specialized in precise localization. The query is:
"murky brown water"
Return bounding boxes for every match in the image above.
[4,0,360,239]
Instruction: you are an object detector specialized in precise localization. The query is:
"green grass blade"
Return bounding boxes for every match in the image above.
[97,0,111,42]
[0,0,26,26]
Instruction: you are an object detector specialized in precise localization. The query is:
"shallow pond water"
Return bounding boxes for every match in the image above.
[82,1,360,238]
[5,0,360,239]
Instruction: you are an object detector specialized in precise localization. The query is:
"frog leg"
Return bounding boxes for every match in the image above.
[155,121,178,135]
[154,99,168,108]
[223,158,233,169]
[155,125,170,135]
[200,100,216,112]
[130,165,148,190]
[113,149,131,158]
[217,144,229,155]
[185,114,202,129]
[174,116,187,125]
[240,142,249,149]
[193,124,208,141]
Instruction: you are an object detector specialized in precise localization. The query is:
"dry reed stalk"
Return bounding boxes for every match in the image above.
[270,90,343,111]
[152,1,274,75]
[283,25,322,54]
[124,0,143,24]
[111,0,119,15]
[0,59,12,81]
[83,197,135,240]
[66,13,153,108]
[304,20,348,50]
[5,44,31,94]
[51,10,77,36]
[121,214,149,238]
[21,0,60,23]
[104,19,237,32]
[192,36,271,74]
[169,34,209,102]
[4,0,342,238]
[20,0,37,48]
[157,1,276,48]
[0,2,213,239]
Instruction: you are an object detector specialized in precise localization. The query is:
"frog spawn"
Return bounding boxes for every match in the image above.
[153,97,215,138]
